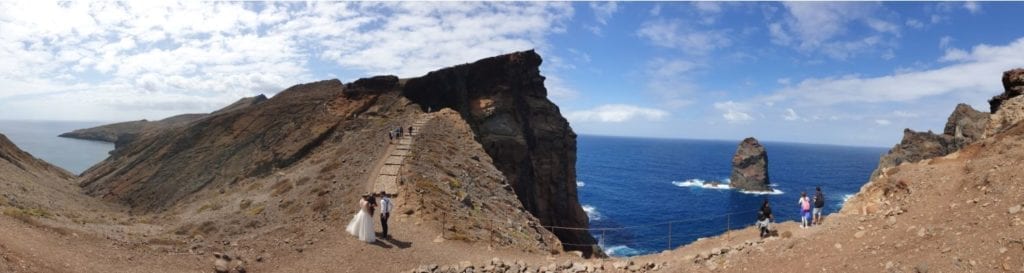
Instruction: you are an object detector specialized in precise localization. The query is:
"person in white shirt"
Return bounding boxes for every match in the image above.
[379,191,393,238]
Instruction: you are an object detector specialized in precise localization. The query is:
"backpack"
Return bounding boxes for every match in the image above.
[814,192,825,208]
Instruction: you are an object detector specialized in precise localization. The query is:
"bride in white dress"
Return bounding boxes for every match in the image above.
[346,194,376,243]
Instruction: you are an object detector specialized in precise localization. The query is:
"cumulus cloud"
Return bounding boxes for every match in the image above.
[0,2,574,121]
[713,101,754,123]
[637,19,731,55]
[645,58,699,108]
[963,1,982,14]
[768,2,900,60]
[766,37,1024,106]
[783,108,800,121]
[567,104,669,123]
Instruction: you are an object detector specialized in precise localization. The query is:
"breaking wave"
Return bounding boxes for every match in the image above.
[671,179,730,190]
[582,205,602,220]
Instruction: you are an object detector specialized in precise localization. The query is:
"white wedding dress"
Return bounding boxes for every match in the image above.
[346,199,376,243]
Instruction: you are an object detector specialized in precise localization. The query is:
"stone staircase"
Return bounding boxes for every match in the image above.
[373,113,433,195]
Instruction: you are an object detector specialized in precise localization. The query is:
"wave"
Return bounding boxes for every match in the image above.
[671,179,731,190]
[604,244,644,257]
[582,205,602,220]
[576,181,585,188]
[738,188,785,195]
[839,194,855,206]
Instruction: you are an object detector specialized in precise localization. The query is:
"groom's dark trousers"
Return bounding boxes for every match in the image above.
[381,212,390,237]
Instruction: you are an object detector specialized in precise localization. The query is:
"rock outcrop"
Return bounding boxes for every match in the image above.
[871,104,989,178]
[402,50,598,256]
[985,68,1024,138]
[987,68,1024,113]
[729,137,771,192]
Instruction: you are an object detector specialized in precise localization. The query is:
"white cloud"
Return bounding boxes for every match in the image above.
[586,1,618,35]
[766,37,1024,106]
[939,36,954,49]
[636,19,731,55]
[963,1,982,14]
[0,2,575,121]
[567,104,669,123]
[589,2,618,25]
[875,119,891,126]
[893,110,919,118]
[713,101,754,123]
[769,2,900,60]
[645,58,699,108]
[783,108,800,121]
[692,2,723,25]
[905,19,925,29]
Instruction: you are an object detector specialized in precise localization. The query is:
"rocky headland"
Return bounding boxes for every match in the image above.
[728,137,772,192]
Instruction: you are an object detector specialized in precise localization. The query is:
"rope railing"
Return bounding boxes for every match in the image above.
[438,207,767,252]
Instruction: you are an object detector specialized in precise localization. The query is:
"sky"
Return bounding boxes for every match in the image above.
[1,1,1022,147]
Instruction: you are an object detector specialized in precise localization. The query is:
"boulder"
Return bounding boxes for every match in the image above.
[729,137,772,192]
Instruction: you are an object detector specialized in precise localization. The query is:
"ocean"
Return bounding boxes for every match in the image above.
[576,135,888,256]
[0,120,114,175]
[0,121,887,257]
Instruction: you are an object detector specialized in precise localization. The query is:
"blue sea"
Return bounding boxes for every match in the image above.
[0,120,114,175]
[576,135,888,256]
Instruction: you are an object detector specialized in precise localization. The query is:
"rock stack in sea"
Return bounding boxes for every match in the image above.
[728,137,772,192]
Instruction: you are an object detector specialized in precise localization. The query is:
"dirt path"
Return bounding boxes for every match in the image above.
[364,113,434,195]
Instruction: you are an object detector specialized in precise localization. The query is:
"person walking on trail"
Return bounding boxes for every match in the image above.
[757,199,774,238]
[388,130,393,143]
[408,126,413,136]
[379,191,393,238]
[813,187,825,225]
[798,192,811,228]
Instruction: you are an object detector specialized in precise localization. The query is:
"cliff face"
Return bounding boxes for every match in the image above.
[402,50,598,256]
[729,137,771,192]
[870,103,989,178]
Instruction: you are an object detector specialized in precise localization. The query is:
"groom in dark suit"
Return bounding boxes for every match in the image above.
[379,191,393,238]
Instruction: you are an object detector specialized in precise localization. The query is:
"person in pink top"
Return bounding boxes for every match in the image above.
[798,192,811,228]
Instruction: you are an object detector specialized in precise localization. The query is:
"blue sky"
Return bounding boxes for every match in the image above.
[1,2,1022,147]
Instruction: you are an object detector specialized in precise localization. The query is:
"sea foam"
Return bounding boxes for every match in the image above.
[582,205,602,220]
[671,179,731,190]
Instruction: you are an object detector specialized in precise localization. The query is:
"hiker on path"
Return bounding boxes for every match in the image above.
[408,126,413,136]
[757,199,774,238]
[813,187,825,225]
[798,192,811,228]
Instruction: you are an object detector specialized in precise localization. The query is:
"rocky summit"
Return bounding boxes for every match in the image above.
[870,103,989,179]
[728,137,771,192]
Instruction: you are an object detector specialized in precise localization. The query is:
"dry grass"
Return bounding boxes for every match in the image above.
[320,161,342,174]
[248,205,265,216]
[296,176,312,187]
[239,199,253,210]
[196,201,224,213]
[271,179,293,197]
